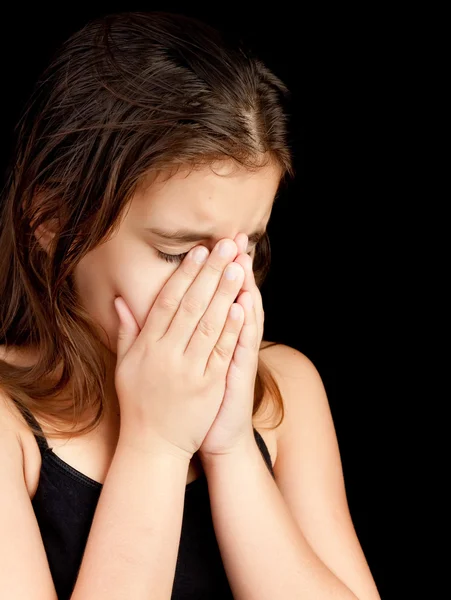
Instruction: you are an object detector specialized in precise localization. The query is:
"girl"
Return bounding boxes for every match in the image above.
[0,11,380,600]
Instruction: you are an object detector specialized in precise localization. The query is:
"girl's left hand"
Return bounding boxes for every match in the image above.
[198,233,264,460]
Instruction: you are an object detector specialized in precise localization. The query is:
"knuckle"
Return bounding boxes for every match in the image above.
[197,317,217,338]
[181,294,204,314]
[206,261,224,275]
[140,341,159,362]
[213,343,232,360]
[180,263,198,278]
[216,286,232,298]
[157,294,179,311]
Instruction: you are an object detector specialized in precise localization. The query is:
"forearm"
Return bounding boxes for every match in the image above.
[71,432,190,600]
[202,441,359,600]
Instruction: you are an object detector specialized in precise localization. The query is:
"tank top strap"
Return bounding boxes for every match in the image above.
[252,427,275,478]
[11,402,272,469]
[12,399,49,454]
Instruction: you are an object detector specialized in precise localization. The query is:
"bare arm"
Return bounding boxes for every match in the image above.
[1,238,243,599]
[200,345,380,600]
[0,395,59,600]
[1,398,190,600]
[71,431,190,600]
[202,441,359,600]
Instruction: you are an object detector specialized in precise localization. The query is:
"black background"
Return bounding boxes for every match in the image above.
[0,4,397,597]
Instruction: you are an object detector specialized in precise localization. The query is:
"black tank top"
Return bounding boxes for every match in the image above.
[17,404,275,600]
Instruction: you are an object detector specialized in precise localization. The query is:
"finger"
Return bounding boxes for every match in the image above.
[248,263,264,344]
[234,232,248,255]
[234,253,254,296]
[113,296,141,366]
[235,291,258,352]
[233,253,263,343]
[138,245,211,343]
[165,239,240,349]
[205,301,245,376]
[229,233,264,342]
[226,290,258,392]
[184,261,245,359]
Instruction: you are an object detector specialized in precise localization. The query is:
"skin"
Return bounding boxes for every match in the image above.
[5,160,382,600]
[71,160,281,419]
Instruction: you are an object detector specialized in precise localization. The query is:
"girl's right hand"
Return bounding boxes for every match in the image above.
[113,239,246,461]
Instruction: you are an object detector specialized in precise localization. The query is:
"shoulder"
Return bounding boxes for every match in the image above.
[258,347,381,599]
[0,394,32,472]
[258,341,327,441]
[0,386,26,478]
[259,340,323,392]
[0,346,42,496]
[259,340,317,375]
[0,346,30,433]
[253,341,330,470]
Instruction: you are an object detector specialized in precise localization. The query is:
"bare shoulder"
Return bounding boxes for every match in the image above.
[0,346,42,496]
[259,340,322,392]
[259,340,317,373]
[0,347,59,598]
[0,345,32,433]
[0,386,26,479]
[253,340,318,467]
[254,339,291,420]
[257,341,324,441]
[0,391,30,447]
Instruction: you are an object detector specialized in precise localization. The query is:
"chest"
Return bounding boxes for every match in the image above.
[20,417,278,499]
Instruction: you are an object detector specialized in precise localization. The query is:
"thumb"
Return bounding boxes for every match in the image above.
[113,296,140,366]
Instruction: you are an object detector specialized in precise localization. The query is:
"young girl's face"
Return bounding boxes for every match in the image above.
[73,162,281,354]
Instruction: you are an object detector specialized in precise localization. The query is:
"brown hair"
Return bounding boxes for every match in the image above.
[0,11,293,441]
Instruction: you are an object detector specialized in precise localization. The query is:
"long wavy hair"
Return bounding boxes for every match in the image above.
[0,11,293,442]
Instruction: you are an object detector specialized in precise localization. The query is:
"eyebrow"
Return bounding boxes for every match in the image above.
[145,227,266,246]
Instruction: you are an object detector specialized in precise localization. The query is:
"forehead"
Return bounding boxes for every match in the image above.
[131,163,281,230]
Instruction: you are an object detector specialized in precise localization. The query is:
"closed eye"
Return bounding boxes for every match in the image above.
[157,248,254,265]
[156,250,189,265]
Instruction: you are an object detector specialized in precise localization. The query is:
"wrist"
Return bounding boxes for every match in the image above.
[118,427,193,464]
[199,433,259,472]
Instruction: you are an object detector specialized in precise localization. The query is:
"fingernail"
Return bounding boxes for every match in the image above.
[193,246,209,263]
[218,240,235,258]
[225,263,239,280]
